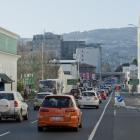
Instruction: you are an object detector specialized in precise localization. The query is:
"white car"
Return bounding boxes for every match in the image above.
[0,91,28,122]
[33,92,53,110]
[78,91,99,109]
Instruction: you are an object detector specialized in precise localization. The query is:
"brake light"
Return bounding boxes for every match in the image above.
[39,108,49,112]
[14,100,18,107]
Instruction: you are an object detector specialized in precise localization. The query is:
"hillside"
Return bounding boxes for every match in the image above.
[63,27,137,70]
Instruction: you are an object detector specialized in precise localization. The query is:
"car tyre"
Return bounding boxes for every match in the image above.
[16,111,23,122]
[73,126,79,132]
[23,111,29,120]
[79,122,82,128]
[38,126,43,132]
[96,106,99,109]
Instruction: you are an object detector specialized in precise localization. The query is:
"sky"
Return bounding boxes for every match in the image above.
[0,0,140,38]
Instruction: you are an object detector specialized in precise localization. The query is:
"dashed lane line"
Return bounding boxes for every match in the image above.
[88,92,113,140]
[114,109,116,116]
[31,120,37,124]
[0,131,11,137]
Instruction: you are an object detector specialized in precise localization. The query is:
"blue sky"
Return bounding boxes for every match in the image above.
[0,0,140,37]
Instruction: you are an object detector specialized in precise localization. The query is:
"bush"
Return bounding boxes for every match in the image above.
[17,81,24,92]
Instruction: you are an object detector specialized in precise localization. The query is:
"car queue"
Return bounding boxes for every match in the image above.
[0,84,112,132]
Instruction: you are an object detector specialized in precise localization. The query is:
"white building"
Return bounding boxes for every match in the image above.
[138,17,140,93]
[75,46,101,72]
[0,27,19,91]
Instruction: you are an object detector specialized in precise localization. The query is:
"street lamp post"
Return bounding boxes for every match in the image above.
[41,32,45,80]
[128,17,140,92]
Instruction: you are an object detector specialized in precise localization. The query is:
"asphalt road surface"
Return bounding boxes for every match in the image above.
[1,92,139,140]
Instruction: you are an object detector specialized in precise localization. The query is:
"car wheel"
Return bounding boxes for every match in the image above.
[38,126,43,132]
[96,106,99,109]
[16,111,23,122]
[23,111,29,120]
[73,126,79,132]
[79,122,82,128]
[34,106,37,110]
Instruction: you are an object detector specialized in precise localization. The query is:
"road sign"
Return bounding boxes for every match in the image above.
[67,79,78,85]
[128,79,139,85]
[117,96,124,102]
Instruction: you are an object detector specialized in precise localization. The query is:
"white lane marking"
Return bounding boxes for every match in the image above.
[114,109,116,116]
[0,131,10,137]
[31,120,37,124]
[88,92,113,140]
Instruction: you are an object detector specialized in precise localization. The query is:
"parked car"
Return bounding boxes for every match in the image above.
[33,92,53,110]
[78,91,99,109]
[0,91,28,122]
[37,95,82,132]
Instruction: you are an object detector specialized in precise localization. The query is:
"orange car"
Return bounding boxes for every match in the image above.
[37,95,82,132]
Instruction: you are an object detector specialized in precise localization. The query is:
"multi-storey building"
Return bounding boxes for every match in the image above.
[32,32,63,59]
[61,41,86,60]
[0,27,19,91]
[75,44,102,72]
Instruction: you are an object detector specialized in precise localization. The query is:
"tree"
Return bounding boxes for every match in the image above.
[132,58,137,66]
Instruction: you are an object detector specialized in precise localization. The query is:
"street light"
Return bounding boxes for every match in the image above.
[128,21,140,93]
[41,32,45,80]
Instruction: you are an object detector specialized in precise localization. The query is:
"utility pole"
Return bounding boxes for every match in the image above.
[99,46,102,84]
[41,32,44,80]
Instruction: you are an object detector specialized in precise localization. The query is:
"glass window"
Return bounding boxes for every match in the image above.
[0,93,14,100]
[42,97,73,108]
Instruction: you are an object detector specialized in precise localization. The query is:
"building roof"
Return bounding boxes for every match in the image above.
[0,73,14,83]
[0,27,19,39]
[80,63,96,68]
[59,60,78,64]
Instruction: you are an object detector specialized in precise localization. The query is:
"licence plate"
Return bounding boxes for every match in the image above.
[51,116,63,121]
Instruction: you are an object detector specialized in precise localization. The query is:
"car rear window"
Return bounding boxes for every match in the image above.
[37,94,50,99]
[42,97,73,108]
[82,92,95,97]
[0,93,14,100]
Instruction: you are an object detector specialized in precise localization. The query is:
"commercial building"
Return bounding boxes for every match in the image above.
[32,32,63,59]
[61,41,86,60]
[75,44,102,72]
[0,27,19,91]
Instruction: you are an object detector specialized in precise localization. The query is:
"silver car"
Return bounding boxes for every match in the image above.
[33,92,53,110]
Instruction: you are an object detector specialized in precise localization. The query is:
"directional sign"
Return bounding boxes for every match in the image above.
[67,79,78,85]
[128,79,139,85]
[117,96,124,102]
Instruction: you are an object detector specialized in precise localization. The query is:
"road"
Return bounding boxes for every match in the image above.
[0,94,113,140]
[1,92,140,140]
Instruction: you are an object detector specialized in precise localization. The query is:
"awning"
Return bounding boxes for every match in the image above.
[0,73,14,83]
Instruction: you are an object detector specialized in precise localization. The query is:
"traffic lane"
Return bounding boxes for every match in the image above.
[91,94,114,140]
[114,107,140,140]
[0,98,110,140]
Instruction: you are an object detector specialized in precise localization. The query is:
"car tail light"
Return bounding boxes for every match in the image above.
[39,108,49,112]
[14,100,19,107]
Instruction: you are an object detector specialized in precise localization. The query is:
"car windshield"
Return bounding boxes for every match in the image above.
[37,94,50,99]
[42,97,73,108]
[0,93,14,100]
